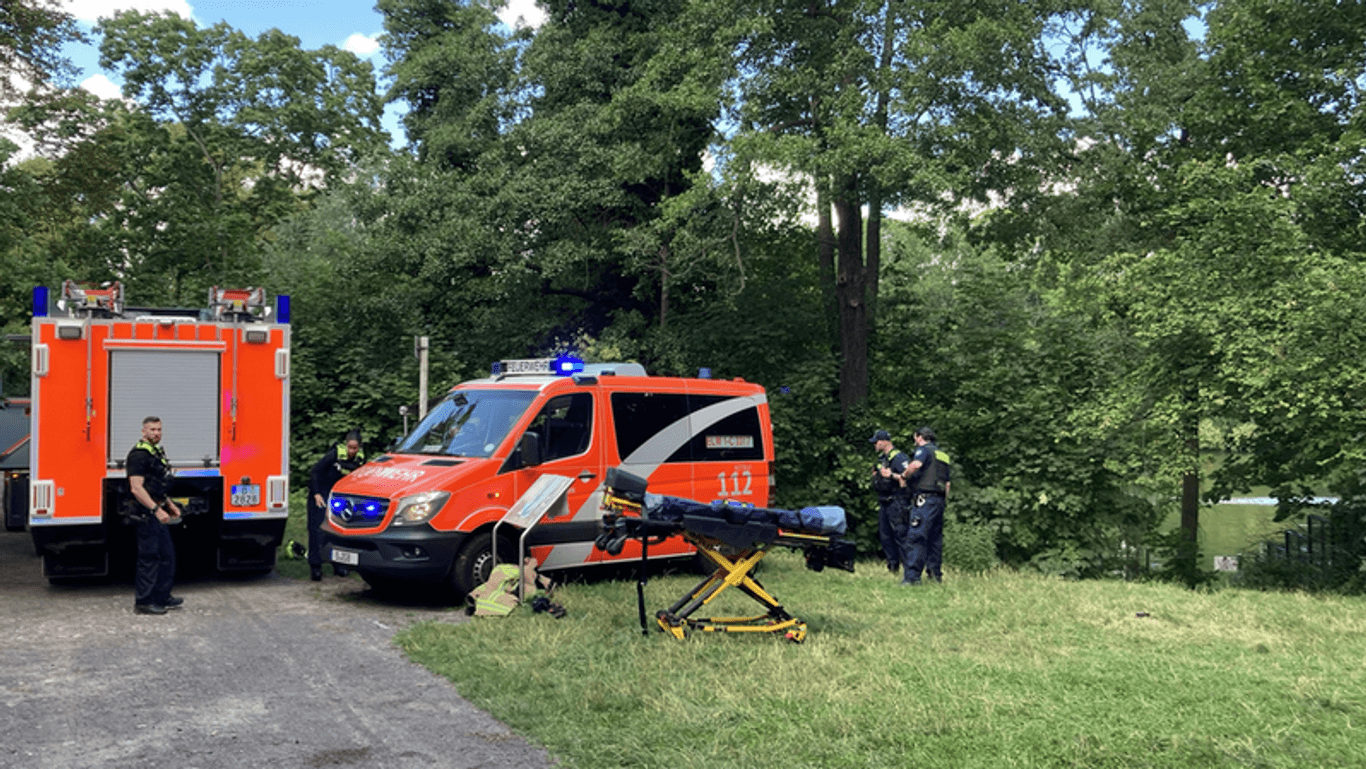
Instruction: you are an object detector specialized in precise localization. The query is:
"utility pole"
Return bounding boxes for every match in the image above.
[415,336,429,419]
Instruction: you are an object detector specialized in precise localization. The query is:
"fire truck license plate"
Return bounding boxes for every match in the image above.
[230,484,260,506]
[330,548,359,566]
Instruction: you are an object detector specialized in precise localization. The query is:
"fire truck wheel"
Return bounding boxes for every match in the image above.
[450,531,514,598]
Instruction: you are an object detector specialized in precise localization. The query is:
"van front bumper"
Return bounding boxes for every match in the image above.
[319,524,467,583]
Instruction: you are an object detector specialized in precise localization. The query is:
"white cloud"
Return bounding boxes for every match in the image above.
[343,33,380,57]
[63,0,193,23]
[81,73,123,100]
[497,0,546,30]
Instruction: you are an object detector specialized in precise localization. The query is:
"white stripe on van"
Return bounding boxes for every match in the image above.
[568,393,768,522]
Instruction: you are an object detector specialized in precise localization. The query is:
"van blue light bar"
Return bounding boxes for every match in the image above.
[552,354,585,375]
[492,356,585,377]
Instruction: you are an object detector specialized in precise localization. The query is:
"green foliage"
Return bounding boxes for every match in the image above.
[0,0,84,100]
[864,223,1167,576]
[1146,530,1220,590]
[8,0,1366,593]
[378,0,516,170]
[943,518,998,575]
[5,10,387,306]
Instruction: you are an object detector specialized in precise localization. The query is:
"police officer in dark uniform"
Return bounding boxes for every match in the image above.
[126,416,183,614]
[870,429,911,574]
[307,430,366,580]
[899,426,952,585]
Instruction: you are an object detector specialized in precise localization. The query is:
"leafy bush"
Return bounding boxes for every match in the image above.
[1233,498,1366,595]
[944,517,997,574]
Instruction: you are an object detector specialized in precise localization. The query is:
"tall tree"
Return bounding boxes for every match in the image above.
[718,0,1077,418]
[0,0,82,99]
[379,0,518,170]
[8,11,388,304]
[1041,0,1366,577]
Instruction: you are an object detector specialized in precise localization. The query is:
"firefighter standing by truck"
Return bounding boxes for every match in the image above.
[126,416,184,614]
[307,431,365,580]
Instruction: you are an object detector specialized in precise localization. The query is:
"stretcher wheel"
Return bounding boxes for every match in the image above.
[656,611,690,640]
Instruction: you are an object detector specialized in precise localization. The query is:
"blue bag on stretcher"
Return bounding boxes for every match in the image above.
[644,495,847,536]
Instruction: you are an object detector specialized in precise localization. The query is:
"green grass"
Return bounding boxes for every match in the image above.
[395,552,1366,768]
[1160,499,1288,568]
[272,491,363,582]
[1199,503,1285,560]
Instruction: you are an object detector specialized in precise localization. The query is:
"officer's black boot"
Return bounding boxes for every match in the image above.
[310,565,322,581]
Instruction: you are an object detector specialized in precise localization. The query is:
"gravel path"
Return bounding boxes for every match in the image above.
[0,531,555,769]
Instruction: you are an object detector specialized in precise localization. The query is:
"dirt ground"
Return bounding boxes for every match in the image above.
[0,530,556,769]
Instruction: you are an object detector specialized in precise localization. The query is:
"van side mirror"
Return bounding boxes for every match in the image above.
[519,431,542,467]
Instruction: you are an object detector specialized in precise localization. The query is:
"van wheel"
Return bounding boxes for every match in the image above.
[450,532,514,598]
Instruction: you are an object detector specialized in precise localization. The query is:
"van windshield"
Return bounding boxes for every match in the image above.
[394,389,537,457]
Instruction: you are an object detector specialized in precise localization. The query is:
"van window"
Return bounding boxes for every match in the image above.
[611,392,766,463]
[682,394,766,461]
[611,392,691,462]
[526,393,593,462]
[395,389,537,457]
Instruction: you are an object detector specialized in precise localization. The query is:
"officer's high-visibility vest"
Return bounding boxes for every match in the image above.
[915,443,952,494]
[335,444,366,475]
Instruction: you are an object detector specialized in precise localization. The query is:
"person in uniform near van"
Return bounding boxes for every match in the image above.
[899,426,951,585]
[308,430,366,580]
[126,416,183,615]
[869,429,910,574]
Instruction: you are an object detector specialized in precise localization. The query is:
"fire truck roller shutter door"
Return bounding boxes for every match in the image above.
[108,350,220,465]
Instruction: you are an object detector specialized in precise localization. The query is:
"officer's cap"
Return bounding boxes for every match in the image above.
[869,429,891,443]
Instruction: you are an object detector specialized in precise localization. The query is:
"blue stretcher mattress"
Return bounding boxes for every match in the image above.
[643,494,847,536]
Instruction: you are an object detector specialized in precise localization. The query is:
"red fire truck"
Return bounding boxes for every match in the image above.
[26,281,292,583]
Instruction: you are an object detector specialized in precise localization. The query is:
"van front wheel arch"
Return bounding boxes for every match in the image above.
[450,531,515,598]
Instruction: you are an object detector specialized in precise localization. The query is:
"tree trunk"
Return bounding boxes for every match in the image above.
[816,178,837,325]
[833,173,868,417]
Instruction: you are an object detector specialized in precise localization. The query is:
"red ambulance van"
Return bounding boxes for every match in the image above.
[320,358,774,595]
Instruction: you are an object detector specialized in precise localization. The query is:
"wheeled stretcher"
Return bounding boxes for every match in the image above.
[595,467,855,642]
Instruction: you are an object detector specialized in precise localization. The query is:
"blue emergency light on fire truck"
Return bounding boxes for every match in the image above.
[319,356,775,596]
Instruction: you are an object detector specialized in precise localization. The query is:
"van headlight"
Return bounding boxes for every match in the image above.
[389,491,449,526]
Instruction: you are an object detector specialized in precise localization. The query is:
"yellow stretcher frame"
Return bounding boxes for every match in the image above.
[602,490,847,644]
[655,530,811,642]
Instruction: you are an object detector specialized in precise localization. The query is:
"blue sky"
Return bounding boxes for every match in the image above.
[57,0,547,143]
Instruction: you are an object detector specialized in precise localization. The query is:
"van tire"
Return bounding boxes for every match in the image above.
[450,532,514,598]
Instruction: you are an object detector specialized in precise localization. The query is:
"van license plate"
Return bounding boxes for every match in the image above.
[330,548,359,566]
[230,484,260,506]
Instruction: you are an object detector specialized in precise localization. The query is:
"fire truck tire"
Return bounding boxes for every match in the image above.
[450,532,514,598]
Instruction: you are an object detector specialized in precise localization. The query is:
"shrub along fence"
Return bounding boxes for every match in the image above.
[1237,501,1366,594]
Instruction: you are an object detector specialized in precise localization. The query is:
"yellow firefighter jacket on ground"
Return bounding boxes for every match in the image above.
[466,558,545,617]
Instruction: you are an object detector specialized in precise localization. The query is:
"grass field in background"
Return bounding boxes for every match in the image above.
[394,552,1366,769]
[1196,503,1286,562]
